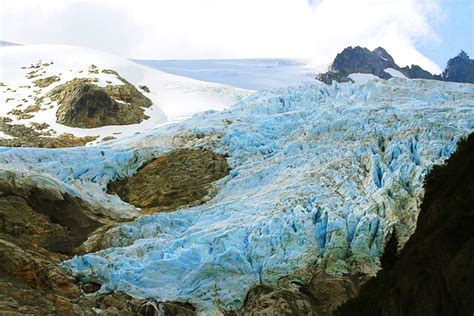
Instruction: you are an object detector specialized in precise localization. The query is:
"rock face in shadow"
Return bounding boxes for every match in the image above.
[442,50,474,83]
[50,77,152,128]
[336,133,474,316]
[107,148,230,214]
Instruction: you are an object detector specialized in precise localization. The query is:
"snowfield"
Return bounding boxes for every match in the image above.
[0,76,472,313]
[133,58,322,90]
[0,45,250,141]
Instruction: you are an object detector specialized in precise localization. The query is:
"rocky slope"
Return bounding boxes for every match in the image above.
[337,133,474,316]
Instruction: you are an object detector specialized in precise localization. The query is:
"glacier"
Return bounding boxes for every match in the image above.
[1,78,472,313]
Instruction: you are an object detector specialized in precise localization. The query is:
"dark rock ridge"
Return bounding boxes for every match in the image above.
[107,148,230,214]
[316,46,437,84]
[336,133,474,315]
[442,50,474,83]
[49,76,152,128]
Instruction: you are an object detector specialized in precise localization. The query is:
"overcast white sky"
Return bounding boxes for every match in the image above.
[0,0,465,73]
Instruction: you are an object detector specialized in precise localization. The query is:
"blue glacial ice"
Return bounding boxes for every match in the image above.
[1,78,472,313]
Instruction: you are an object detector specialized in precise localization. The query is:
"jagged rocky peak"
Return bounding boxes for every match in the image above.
[330,46,397,78]
[442,50,474,83]
[317,45,436,84]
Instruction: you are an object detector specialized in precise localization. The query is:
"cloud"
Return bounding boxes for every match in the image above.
[0,0,442,72]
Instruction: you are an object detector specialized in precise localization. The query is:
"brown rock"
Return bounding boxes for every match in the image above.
[107,148,230,214]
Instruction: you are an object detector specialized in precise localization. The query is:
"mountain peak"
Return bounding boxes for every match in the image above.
[442,49,474,83]
[317,46,435,84]
[457,50,469,60]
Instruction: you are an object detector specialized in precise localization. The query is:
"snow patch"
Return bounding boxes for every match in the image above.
[348,73,379,85]
[384,68,407,78]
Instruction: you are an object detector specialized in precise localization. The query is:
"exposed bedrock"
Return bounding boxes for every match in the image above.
[107,148,230,214]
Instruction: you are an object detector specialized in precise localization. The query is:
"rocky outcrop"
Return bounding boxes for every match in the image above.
[49,77,152,128]
[316,46,436,84]
[336,133,474,315]
[107,148,230,214]
[442,50,474,83]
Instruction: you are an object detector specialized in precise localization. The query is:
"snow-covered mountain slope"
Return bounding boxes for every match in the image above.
[133,58,321,90]
[2,77,471,313]
[0,40,20,47]
[0,45,250,142]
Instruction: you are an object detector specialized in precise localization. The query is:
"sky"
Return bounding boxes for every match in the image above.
[0,0,472,73]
